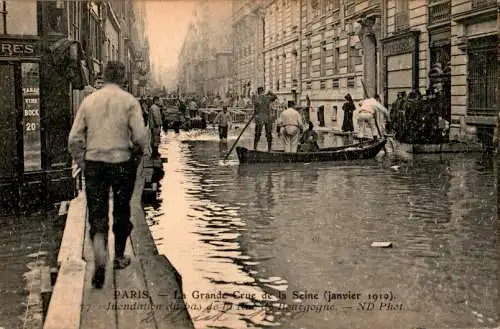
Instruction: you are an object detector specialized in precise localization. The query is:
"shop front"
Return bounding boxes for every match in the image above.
[0,35,79,214]
[381,30,420,105]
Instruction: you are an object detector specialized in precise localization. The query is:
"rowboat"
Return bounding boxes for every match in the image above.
[235,139,386,164]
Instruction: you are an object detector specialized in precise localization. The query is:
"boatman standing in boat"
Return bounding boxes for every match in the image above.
[356,94,390,140]
[277,101,305,153]
[253,87,277,151]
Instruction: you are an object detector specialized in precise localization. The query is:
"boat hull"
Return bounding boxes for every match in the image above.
[236,139,387,164]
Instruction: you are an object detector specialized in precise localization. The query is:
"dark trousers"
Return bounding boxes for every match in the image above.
[218,125,228,139]
[85,160,137,257]
[172,121,181,133]
[254,118,273,150]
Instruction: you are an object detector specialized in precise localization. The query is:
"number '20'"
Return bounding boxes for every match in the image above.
[25,123,37,131]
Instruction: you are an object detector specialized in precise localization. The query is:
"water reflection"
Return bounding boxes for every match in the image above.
[148,134,498,329]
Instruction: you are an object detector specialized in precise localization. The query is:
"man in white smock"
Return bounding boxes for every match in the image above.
[356,94,390,140]
[277,102,305,153]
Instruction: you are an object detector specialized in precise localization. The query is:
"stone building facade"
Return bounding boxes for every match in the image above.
[298,0,381,129]
[232,0,265,98]
[381,0,498,143]
[178,0,233,98]
[0,0,150,213]
[262,0,301,105]
[259,0,383,129]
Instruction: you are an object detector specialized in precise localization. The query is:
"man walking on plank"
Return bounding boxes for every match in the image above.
[68,61,150,289]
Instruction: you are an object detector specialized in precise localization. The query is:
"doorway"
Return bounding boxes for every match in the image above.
[0,63,22,212]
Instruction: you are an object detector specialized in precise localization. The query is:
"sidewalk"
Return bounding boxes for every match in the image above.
[43,159,194,329]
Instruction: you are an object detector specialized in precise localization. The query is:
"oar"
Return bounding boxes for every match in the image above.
[223,113,256,162]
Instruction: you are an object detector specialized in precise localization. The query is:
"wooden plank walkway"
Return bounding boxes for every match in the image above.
[44,159,194,329]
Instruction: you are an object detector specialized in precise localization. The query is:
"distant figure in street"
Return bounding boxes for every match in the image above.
[299,121,320,152]
[341,93,355,132]
[357,94,390,140]
[68,61,150,289]
[253,86,277,151]
[277,102,305,153]
[149,96,163,157]
[213,106,232,141]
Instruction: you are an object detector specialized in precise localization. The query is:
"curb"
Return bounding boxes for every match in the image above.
[43,192,87,329]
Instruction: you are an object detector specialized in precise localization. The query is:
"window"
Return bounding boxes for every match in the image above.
[332,78,339,88]
[311,0,321,19]
[333,46,340,74]
[22,63,41,172]
[467,39,497,116]
[320,44,326,77]
[307,53,312,79]
[347,77,355,88]
[0,1,5,34]
[306,38,312,79]
[275,55,279,90]
[269,58,273,90]
[395,0,409,31]
[2,0,38,35]
[282,54,286,89]
[326,0,339,12]
[348,46,356,73]
[320,80,326,89]
[291,51,297,86]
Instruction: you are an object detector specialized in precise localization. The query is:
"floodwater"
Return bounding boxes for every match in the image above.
[0,211,63,329]
[147,128,498,329]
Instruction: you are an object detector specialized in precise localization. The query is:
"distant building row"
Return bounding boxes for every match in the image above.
[178,0,497,143]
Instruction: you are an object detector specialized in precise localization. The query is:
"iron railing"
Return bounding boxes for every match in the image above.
[428,0,451,25]
[467,48,497,117]
[472,0,497,9]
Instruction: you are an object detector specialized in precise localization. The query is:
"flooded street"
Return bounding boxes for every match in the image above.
[0,212,63,329]
[147,129,498,329]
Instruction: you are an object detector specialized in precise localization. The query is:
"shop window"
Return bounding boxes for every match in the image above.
[21,63,41,172]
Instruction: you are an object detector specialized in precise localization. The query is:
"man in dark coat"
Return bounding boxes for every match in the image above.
[253,87,277,151]
[341,93,355,132]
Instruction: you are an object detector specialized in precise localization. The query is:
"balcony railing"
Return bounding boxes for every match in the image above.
[472,0,496,9]
[429,0,451,26]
